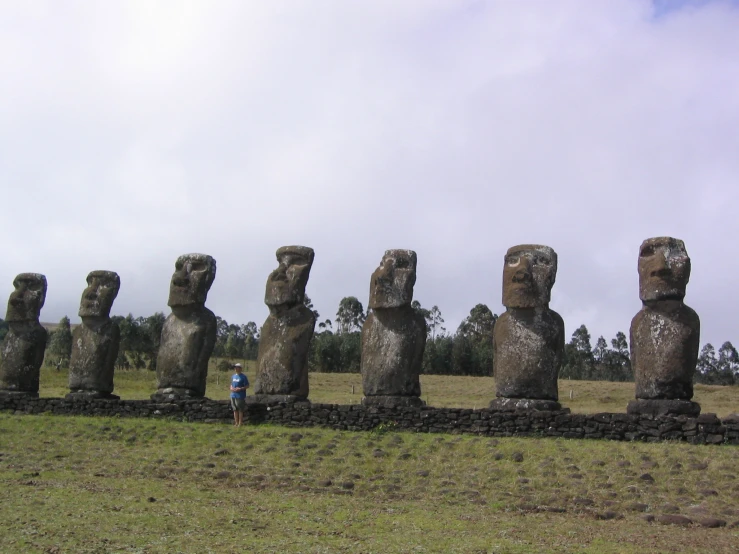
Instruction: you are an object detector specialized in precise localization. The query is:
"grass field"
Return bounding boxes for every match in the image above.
[1,414,738,553]
[37,363,739,417]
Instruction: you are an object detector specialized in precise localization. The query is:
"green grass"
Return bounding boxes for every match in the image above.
[37,363,739,417]
[1,415,738,553]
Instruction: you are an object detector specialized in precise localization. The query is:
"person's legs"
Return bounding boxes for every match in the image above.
[232,397,245,427]
[231,397,240,426]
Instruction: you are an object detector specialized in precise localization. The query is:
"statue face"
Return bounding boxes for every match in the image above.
[369,249,417,309]
[502,245,557,308]
[168,254,217,307]
[6,273,47,322]
[79,271,120,318]
[638,237,690,301]
[265,246,315,307]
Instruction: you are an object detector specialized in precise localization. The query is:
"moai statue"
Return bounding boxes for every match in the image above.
[627,237,701,416]
[361,250,426,407]
[152,254,217,401]
[491,245,565,411]
[0,274,48,397]
[67,271,121,400]
[252,246,316,403]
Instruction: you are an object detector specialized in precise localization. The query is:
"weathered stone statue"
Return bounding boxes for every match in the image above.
[491,245,564,411]
[252,246,316,403]
[0,274,48,397]
[361,250,426,407]
[628,237,701,416]
[67,271,121,400]
[152,254,217,401]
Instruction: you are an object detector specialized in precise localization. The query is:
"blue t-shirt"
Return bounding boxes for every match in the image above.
[230,373,249,399]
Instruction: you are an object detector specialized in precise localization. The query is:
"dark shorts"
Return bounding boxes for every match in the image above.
[231,397,246,411]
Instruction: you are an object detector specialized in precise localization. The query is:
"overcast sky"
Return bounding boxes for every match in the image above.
[1,0,738,349]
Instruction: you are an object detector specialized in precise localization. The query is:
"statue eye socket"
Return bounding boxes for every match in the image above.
[29,283,42,292]
[506,256,519,265]
[640,247,654,257]
[190,262,207,272]
[395,260,409,269]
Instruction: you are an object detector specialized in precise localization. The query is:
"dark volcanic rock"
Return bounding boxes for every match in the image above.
[154,254,217,400]
[361,250,426,405]
[254,246,315,401]
[68,271,121,398]
[629,238,700,413]
[0,273,48,396]
[656,514,692,527]
[694,517,726,528]
[493,245,564,409]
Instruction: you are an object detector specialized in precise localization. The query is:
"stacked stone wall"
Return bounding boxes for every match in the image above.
[1,396,738,445]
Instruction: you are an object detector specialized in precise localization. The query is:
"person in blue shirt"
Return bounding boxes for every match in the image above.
[229,363,249,427]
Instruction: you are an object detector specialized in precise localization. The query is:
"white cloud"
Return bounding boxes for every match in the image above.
[0,0,737,350]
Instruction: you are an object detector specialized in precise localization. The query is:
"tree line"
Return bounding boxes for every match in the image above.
[1,297,736,385]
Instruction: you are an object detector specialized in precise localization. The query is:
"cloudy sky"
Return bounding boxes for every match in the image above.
[1,0,737,349]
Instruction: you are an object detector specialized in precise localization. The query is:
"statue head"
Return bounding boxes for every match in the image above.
[168,254,217,308]
[369,249,417,309]
[502,244,557,309]
[638,237,690,302]
[79,271,120,319]
[265,246,315,308]
[6,273,47,322]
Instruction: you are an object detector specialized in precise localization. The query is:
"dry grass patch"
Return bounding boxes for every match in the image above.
[36,365,739,417]
[1,414,739,553]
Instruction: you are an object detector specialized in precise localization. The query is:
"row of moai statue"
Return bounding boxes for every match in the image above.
[0,237,701,416]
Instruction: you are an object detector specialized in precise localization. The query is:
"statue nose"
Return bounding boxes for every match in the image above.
[271,264,288,281]
[513,259,532,281]
[649,251,670,278]
[173,271,189,286]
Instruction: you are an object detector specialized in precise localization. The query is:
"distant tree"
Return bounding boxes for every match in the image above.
[304,295,320,320]
[451,334,474,376]
[697,341,739,386]
[428,305,446,340]
[561,324,594,380]
[695,343,718,384]
[317,319,333,333]
[338,331,362,373]
[140,312,165,369]
[593,336,608,365]
[114,314,140,354]
[115,349,130,370]
[454,304,497,376]
[335,297,365,334]
[213,316,230,357]
[225,330,239,358]
[591,336,611,381]
[609,331,632,381]
[411,300,431,328]
[308,331,341,372]
[458,304,497,343]
[0,318,8,343]
[718,341,739,384]
[422,334,453,374]
[242,321,259,360]
[46,316,73,368]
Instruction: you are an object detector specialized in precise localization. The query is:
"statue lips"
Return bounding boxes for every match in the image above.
[372,277,393,299]
[507,269,535,299]
[80,300,98,314]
